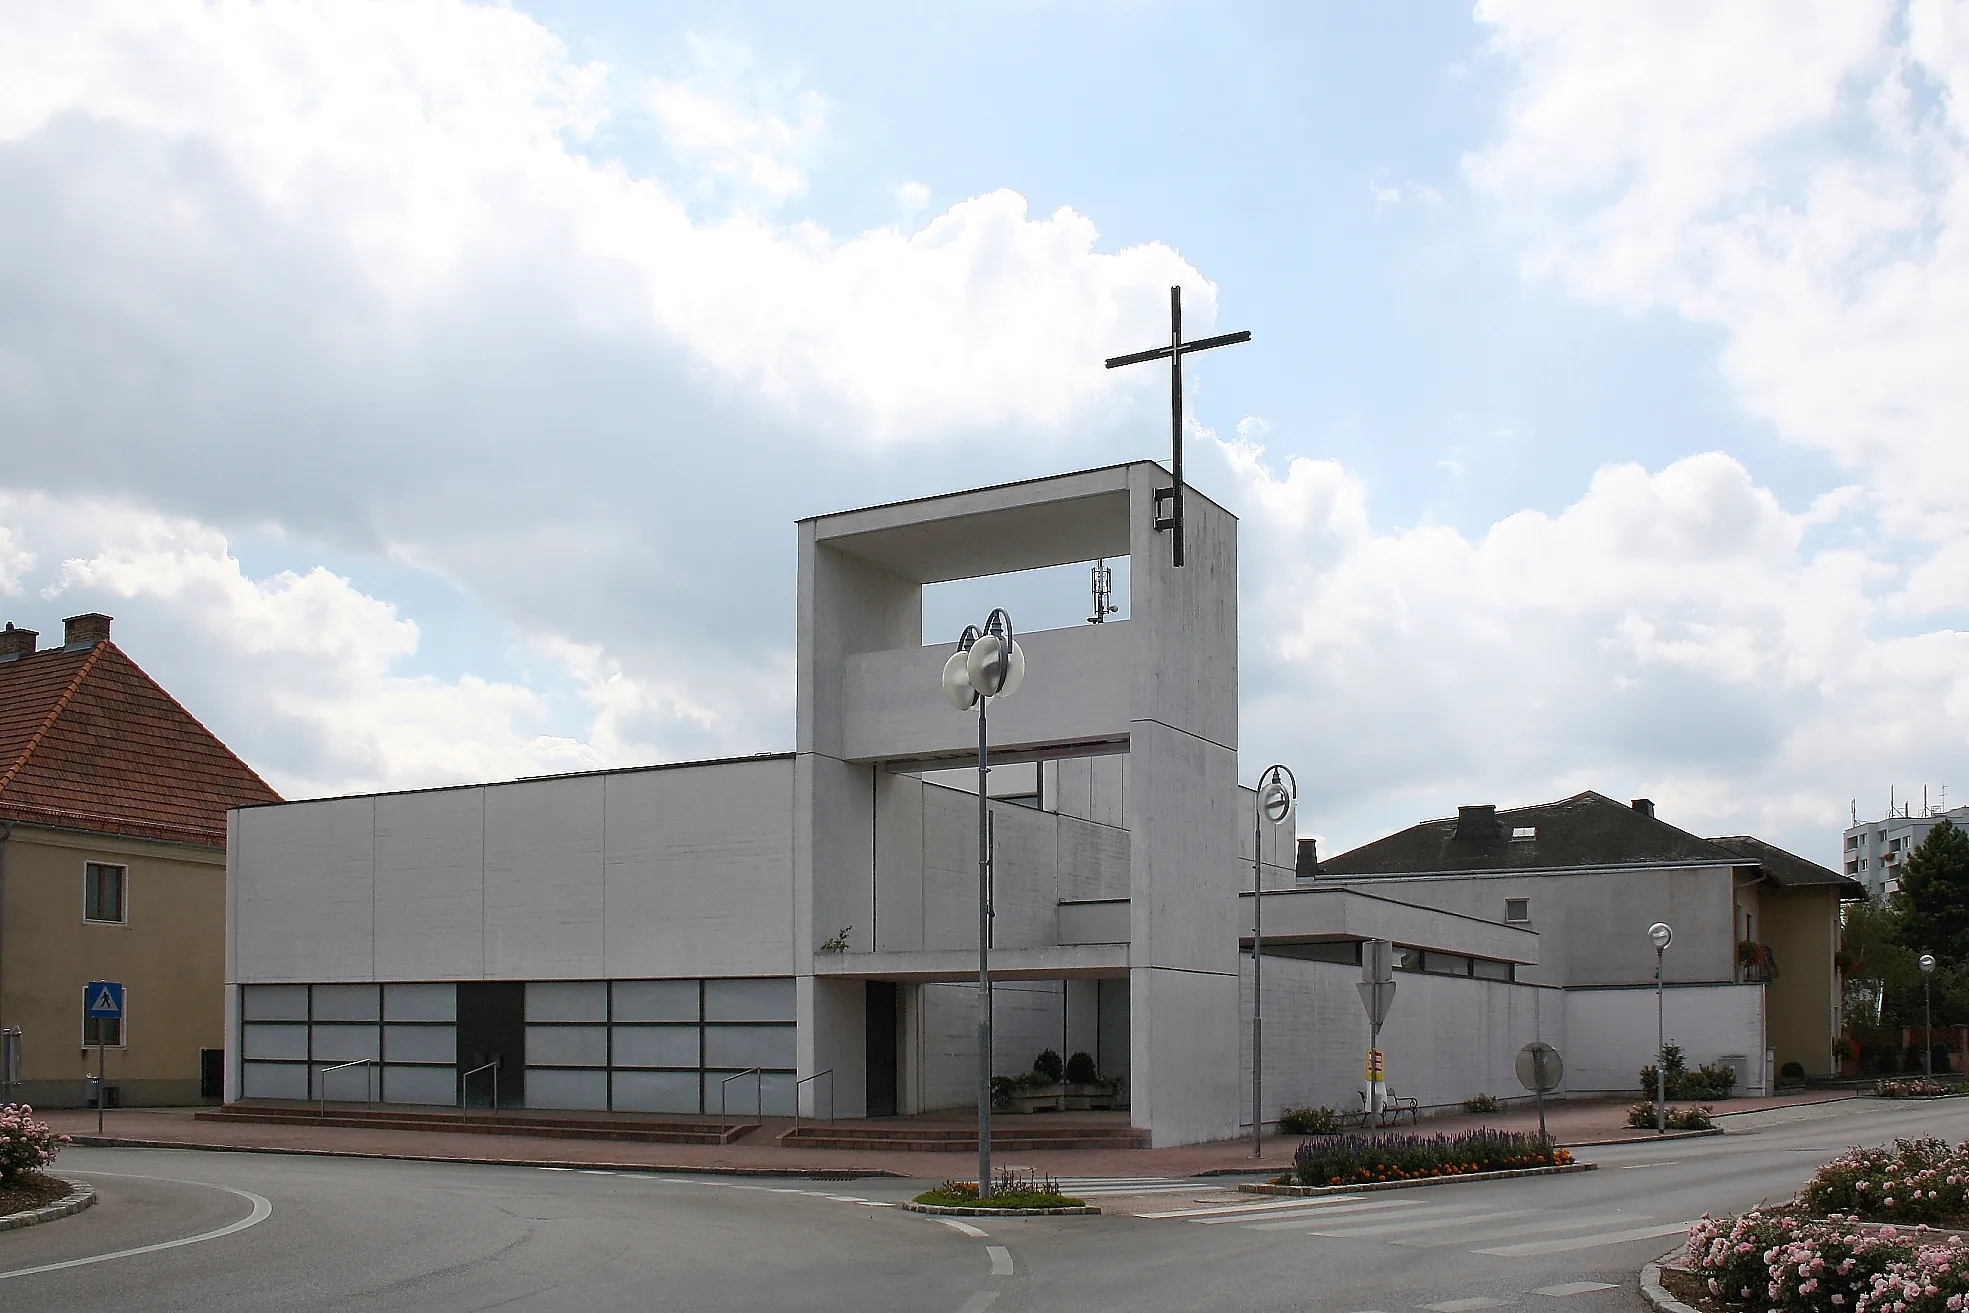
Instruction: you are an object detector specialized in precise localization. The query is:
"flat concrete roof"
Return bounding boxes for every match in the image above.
[802,461,1232,585]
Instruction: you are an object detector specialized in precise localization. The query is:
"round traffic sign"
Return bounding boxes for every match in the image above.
[1516,1041,1563,1093]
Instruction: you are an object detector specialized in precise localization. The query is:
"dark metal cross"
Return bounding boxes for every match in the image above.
[1105,285,1251,566]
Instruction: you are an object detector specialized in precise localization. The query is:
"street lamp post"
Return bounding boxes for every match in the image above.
[1921,953,1937,1077]
[1649,922,1673,1134]
[1251,765,1297,1160]
[941,609,1026,1201]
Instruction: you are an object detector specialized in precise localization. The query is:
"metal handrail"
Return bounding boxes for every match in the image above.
[316,1058,377,1115]
[792,1069,834,1133]
[459,1059,500,1119]
[719,1067,763,1133]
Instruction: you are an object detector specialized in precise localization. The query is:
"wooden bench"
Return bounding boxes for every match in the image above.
[1379,1089,1420,1126]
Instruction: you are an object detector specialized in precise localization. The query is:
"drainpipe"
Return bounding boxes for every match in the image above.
[0,819,11,1034]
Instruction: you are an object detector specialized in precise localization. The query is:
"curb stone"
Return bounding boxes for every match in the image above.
[61,1135,897,1180]
[1238,1161,1598,1195]
[1568,1129,1722,1147]
[1641,1257,1705,1313]
[904,1201,1100,1217]
[0,1178,96,1232]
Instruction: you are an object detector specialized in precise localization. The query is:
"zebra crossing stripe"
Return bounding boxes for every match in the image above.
[1141,1193,1368,1220]
[1391,1212,1639,1248]
[1237,1201,1424,1230]
[1475,1221,1695,1257]
[1302,1207,1523,1238]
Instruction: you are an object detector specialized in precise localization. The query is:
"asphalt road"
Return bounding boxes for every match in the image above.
[4,1098,1966,1312]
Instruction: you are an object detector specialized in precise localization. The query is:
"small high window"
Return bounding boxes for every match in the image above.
[1505,897,1531,923]
[1511,826,1537,841]
[84,862,127,924]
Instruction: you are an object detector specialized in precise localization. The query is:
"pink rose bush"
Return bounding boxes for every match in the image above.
[0,1103,68,1179]
[1684,1139,1969,1312]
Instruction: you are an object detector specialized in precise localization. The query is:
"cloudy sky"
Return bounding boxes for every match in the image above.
[2,1,1965,865]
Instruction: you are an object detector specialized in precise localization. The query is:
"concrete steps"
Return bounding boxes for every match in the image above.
[777,1122,1150,1152]
[196,1103,759,1145]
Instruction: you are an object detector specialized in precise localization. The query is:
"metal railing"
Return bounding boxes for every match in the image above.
[719,1067,763,1134]
[459,1059,500,1119]
[791,1069,834,1134]
[316,1058,377,1115]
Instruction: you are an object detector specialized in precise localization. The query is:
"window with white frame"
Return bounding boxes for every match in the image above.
[84,861,127,924]
[83,1009,125,1048]
[1505,897,1530,923]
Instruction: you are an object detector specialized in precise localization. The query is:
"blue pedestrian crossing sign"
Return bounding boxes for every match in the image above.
[85,981,124,1018]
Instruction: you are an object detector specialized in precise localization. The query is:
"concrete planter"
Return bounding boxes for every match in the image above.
[905,1200,1100,1217]
[1062,1083,1117,1111]
[1241,1162,1596,1196]
[0,1177,96,1232]
[1004,1084,1065,1114]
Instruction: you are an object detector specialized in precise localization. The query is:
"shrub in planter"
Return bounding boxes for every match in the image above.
[1627,1102,1714,1130]
[1031,1050,1065,1084]
[1277,1106,1342,1135]
[1798,1138,1968,1225]
[0,1104,67,1180]
[1462,1093,1502,1114]
[1762,1221,1914,1313]
[1289,1129,1568,1187]
[1064,1051,1099,1086]
[1686,1210,1791,1305]
[1779,1061,1806,1083]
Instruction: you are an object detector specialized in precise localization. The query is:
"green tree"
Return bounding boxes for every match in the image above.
[1894,819,1969,965]
[1841,895,1923,1029]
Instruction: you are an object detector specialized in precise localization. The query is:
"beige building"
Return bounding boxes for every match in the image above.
[0,613,279,1107]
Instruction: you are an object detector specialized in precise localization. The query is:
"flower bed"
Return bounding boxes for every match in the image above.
[1,1104,67,1182]
[1674,1138,1969,1313]
[914,1168,1086,1211]
[1875,1078,1969,1099]
[1284,1129,1572,1188]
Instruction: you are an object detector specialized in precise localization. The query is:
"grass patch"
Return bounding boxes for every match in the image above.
[915,1168,1085,1210]
[0,1170,72,1217]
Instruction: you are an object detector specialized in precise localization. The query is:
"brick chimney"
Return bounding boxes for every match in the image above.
[1631,798,1656,819]
[0,622,37,660]
[63,613,112,648]
[1454,804,1500,839]
[1295,837,1320,879]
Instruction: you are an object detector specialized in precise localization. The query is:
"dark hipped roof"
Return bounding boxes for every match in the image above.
[1321,791,1864,900]
[1707,835,1865,900]
[0,636,280,846]
[1321,791,1733,876]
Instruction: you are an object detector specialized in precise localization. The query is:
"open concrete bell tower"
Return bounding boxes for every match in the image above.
[793,461,1239,1147]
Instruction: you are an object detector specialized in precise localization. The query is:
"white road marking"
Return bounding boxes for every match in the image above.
[1306,1207,1524,1238]
[1618,1162,1680,1171]
[987,1245,1014,1275]
[1143,1193,1368,1219]
[1239,1201,1424,1230]
[1424,1297,1507,1311]
[955,1293,1000,1313]
[1476,1221,1696,1257]
[1535,1282,1617,1297]
[1,1173,273,1282]
[937,1218,990,1238]
[1394,1213,1639,1249]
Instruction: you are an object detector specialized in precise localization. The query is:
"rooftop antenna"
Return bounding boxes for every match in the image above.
[1087,558,1118,624]
[1924,785,1929,818]
[1852,799,1858,826]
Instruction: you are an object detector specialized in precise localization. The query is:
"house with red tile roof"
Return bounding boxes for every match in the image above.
[0,613,279,1106]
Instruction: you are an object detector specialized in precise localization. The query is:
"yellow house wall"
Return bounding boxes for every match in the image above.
[0,824,225,1105]
[1762,887,1840,1076]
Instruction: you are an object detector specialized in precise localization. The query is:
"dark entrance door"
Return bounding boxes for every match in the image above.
[864,982,898,1117]
[457,982,525,1109]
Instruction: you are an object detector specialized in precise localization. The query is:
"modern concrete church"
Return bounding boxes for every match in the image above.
[226,463,1852,1145]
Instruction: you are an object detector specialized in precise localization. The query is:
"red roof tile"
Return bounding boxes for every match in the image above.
[0,639,280,846]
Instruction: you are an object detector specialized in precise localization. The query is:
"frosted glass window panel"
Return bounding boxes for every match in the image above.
[610,1025,698,1069]
[527,1068,608,1110]
[384,983,456,1022]
[703,1024,795,1070]
[611,979,699,1022]
[758,1071,796,1117]
[312,984,381,1022]
[313,1062,379,1100]
[612,1069,700,1114]
[526,981,607,1023]
[703,978,794,1023]
[384,1025,456,1064]
[383,1065,457,1106]
[310,1024,380,1062]
[242,1062,308,1099]
[242,1023,308,1061]
[526,1025,607,1067]
[242,985,309,1021]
